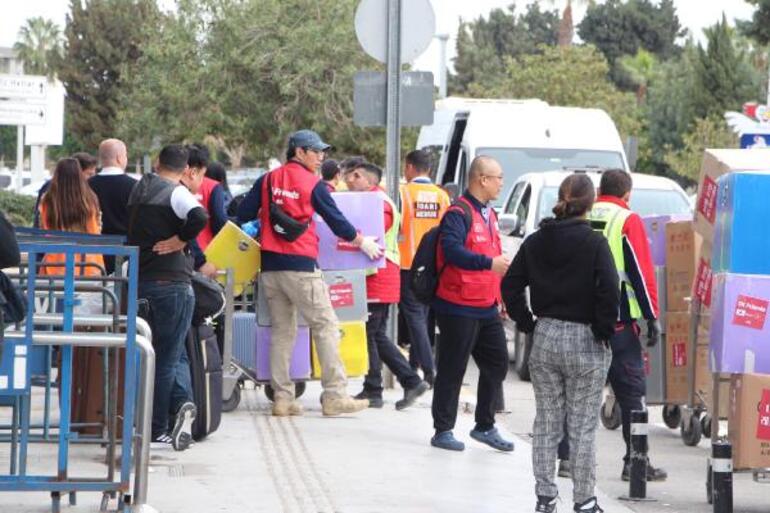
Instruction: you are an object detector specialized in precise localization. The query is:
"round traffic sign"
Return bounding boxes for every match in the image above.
[354,0,436,64]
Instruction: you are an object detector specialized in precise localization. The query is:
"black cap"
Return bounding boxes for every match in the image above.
[288,129,332,152]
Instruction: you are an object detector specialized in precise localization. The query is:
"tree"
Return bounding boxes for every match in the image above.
[56,0,159,152]
[578,0,685,87]
[468,45,642,139]
[452,4,559,93]
[118,0,411,166]
[619,49,659,102]
[13,17,62,78]
[691,17,760,119]
[664,116,738,182]
[740,0,770,44]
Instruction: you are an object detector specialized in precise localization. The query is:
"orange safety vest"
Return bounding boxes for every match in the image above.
[399,179,450,269]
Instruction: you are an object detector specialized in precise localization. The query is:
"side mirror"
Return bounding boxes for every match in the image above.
[498,214,523,237]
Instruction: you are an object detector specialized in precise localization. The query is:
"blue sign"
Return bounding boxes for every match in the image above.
[740,133,770,149]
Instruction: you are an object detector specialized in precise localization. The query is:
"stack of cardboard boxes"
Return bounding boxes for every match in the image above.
[695,149,770,469]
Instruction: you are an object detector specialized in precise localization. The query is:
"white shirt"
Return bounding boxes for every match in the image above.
[99,166,125,176]
[170,185,201,220]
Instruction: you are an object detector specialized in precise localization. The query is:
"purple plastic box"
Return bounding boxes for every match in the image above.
[255,325,311,381]
[643,214,691,266]
[315,191,385,270]
[709,273,770,375]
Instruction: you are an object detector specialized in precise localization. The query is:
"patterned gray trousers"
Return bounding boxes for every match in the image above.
[529,318,611,503]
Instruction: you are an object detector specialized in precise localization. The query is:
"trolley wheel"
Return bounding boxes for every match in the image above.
[222,384,241,412]
[706,461,713,504]
[681,413,703,446]
[265,381,306,402]
[701,414,712,438]
[600,399,622,430]
[662,404,682,429]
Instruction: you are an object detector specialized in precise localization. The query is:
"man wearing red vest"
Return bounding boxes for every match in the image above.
[237,130,381,417]
[344,162,429,410]
[431,156,513,452]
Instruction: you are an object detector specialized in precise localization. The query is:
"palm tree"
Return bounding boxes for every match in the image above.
[13,17,63,78]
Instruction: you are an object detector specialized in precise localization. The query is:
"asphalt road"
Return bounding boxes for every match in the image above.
[496,366,770,513]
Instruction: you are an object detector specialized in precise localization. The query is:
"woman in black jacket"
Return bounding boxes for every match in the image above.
[0,211,20,269]
[501,174,619,513]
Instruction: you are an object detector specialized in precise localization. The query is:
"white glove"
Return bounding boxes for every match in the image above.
[359,236,384,260]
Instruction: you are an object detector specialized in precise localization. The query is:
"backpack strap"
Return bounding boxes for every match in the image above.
[436,198,474,279]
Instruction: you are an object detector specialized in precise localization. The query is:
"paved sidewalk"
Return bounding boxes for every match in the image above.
[1,380,634,513]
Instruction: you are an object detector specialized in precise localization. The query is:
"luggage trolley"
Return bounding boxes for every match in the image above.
[0,233,156,513]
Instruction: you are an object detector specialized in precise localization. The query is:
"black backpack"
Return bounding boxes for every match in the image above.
[409,200,472,304]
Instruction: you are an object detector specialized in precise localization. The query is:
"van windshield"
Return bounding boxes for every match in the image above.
[477,147,626,208]
[537,187,692,222]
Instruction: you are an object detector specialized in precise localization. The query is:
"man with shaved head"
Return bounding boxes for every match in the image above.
[430,155,512,453]
[89,138,139,273]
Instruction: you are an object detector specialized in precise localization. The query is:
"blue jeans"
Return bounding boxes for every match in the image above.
[399,270,435,375]
[139,281,195,438]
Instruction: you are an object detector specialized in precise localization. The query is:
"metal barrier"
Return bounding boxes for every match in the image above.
[0,232,156,513]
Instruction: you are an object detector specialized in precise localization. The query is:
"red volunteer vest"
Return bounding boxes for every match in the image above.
[195,176,219,250]
[366,188,400,304]
[259,162,321,258]
[436,197,502,308]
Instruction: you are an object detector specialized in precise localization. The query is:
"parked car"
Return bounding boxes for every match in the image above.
[417,97,630,210]
[500,169,692,380]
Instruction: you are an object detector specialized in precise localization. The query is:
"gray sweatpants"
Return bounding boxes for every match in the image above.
[529,318,611,503]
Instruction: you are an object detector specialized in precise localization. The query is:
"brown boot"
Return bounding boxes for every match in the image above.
[321,395,369,416]
[272,400,304,417]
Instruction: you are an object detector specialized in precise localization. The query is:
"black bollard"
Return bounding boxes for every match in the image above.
[712,441,733,513]
[619,410,655,502]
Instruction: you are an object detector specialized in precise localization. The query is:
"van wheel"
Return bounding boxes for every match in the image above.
[514,331,532,382]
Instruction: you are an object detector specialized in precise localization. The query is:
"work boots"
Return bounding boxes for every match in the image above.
[272,400,304,417]
[321,395,369,416]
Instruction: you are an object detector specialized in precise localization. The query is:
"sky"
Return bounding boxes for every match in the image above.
[0,0,758,76]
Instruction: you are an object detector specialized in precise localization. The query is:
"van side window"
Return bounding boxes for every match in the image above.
[514,185,532,235]
[457,150,468,191]
[505,182,525,215]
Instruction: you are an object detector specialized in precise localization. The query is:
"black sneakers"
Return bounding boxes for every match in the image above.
[395,380,430,410]
[573,496,603,512]
[171,402,197,452]
[353,390,384,408]
[535,495,557,513]
[621,461,668,482]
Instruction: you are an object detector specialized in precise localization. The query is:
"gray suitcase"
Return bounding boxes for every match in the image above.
[233,312,258,376]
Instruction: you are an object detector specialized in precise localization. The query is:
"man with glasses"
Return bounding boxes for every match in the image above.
[237,129,381,417]
[430,155,513,452]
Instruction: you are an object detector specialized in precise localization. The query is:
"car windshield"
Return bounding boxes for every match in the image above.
[537,186,692,222]
[477,147,626,208]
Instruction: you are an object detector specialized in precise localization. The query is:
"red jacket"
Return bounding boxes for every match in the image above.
[195,176,219,250]
[259,162,321,258]
[366,187,400,303]
[436,197,501,308]
[596,195,659,321]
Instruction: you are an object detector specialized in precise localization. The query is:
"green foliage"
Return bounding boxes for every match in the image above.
[664,116,738,182]
[117,0,407,167]
[57,0,159,152]
[13,17,63,78]
[0,190,36,227]
[451,4,559,94]
[578,0,684,88]
[0,127,17,166]
[740,0,770,45]
[692,17,761,119]
[467,45,642,139]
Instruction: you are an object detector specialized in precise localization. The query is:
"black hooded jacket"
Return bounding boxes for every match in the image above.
[501,217,619,341]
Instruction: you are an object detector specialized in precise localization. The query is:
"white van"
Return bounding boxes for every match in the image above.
[418,97,630,209]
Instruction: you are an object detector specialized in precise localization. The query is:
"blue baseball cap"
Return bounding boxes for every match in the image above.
[288,129,333,152]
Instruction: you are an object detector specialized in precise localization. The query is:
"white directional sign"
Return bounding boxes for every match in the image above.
[0,99,47,126]
[0,73,47,101]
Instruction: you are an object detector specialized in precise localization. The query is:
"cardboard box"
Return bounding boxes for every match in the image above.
[694,149,770,243]
[713,172,770,275]
[666,310,711,404]
[643,214,692,266]
[315,191,385,270]
[666,311,692,403]
[729,373,770,470]
[710,273,770,375]
[692,240,713,308]
[665,221,702,312]
[694,344,729,418]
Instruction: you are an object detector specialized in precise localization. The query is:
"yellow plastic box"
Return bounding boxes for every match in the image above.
[312,321,368,378]
[204,221,261,296]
